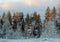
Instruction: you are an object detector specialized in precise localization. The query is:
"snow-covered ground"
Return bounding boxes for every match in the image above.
[0,38,60,42]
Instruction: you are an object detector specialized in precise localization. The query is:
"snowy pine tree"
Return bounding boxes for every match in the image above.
[51,7,56,21]
[2,15,13,39]
[0,18,3,38]
[7,11,12,25]
[45,7,50,21]
[55,6,60,30]
[25,13,30,25]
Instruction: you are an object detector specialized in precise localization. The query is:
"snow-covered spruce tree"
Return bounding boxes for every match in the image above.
[16,22,24,39]
[12,13,17,31]
[12,20,17,31]
[0,18,3,38]
[57,6,60,30]
[18,13,25,32]
[55,6,60,30]
[20,12,24,20]
[0,16,3,28]
[24,12,36,38]
[25,13,30,25]
[51,7,56,21]
[26,12,42,38]
[45,7,50,22]
[44,7,51,31]
[17,12,24,26]
[1,12,6,25]
[36,14,41,23]
[17,13,21,25]
[21,19,25,32]
[25,13,31,38]
[33,24,41,38]
[27,12,37,38]
[7,11,12,25]
[12,12,23,31]
[0,12,6,38]
[33,14,42,38]
[0,20,2,29]
[2,15,13,39]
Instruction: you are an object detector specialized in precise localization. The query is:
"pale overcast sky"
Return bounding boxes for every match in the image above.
[0,0,60,21]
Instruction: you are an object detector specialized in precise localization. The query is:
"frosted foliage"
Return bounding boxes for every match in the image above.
[0,23,3,34]
[41,20,59,38]
[2,16,12,39]
[0,15,60,39]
